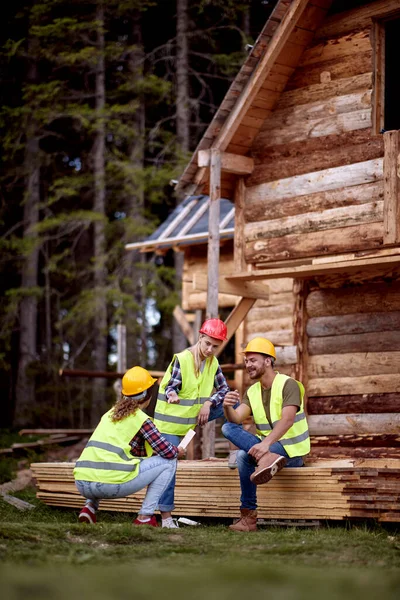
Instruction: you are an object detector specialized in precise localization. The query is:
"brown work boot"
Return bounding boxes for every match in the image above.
[250,452,287,485]
[229,509,258,532]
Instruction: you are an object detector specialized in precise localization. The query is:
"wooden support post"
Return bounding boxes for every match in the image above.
[216,298,256,358]
[383,130,400,244]
[293,280,307,405]
[206,148,221,319]
[234,177,247,273]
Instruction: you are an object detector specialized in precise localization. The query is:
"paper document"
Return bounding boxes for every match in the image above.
[178,429,196,449]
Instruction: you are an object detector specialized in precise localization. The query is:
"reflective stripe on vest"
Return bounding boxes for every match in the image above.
[73,408,152,484]
[154,349,219,436]
[248,373,310,458]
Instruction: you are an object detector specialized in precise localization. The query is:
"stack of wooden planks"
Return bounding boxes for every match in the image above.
[31,458,400,522]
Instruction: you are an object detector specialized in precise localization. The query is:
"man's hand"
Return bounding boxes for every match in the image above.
[167,391,180,404]
[198,400,212,425]
[223,390,240,407]
[248,441,270,462]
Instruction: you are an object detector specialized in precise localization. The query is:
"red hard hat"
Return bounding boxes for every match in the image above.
[199,318,227,341]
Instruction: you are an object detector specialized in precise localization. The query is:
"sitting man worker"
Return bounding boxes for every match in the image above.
[222,337,310,532]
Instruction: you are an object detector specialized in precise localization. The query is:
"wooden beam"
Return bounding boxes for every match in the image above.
[193,272,269,300]
[172,306,195,345]
[383,130,400,244]
[307,413,400,436]
[213,0,311,152]
[216,298,256,357]
[206,148,221,319]
[198,150,254,175]
[225,254,400,282]
[234,178,246,273]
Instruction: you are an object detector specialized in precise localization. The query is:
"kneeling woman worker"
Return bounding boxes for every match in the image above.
[74,366,184,527]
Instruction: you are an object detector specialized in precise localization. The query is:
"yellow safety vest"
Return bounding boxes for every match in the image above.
[73,408,153,484]
[247,373,310,458]
[154,349,219,436]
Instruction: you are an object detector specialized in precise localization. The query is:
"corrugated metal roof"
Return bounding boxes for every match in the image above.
[125,195,234,252]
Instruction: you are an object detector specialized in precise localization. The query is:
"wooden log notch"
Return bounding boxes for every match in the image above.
[383,130,400,244]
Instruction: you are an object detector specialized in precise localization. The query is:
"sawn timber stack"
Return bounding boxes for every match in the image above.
[31,458,400,522]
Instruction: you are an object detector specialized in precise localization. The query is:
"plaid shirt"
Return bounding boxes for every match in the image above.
[130,419,178,459]
[165,358,229,407]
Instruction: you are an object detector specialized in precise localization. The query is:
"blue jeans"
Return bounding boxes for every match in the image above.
[158,402,225,512]
[221,422,304,510]
[75,455,177,516]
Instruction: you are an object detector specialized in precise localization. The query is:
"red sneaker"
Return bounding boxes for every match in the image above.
[78,506,96,524]
[133,515,158,527]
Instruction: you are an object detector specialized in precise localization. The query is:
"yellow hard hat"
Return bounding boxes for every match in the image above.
[121,366,157,397]
[243,337,276,359]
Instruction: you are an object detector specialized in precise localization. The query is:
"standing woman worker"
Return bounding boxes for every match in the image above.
[74,366,184,527]
[154,318,232,528]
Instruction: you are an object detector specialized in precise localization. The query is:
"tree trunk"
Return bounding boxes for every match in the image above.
[126,10,147,369]
[173,0,189,354]
[14,136,40,427]
[14,42,40,428]
[91,2,107,426]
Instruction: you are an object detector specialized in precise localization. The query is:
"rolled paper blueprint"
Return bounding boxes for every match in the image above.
[178,429,196,449]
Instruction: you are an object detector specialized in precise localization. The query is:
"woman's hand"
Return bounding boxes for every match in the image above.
[198,400,212,425]
[177,446,186,459]
[167,391,180,404]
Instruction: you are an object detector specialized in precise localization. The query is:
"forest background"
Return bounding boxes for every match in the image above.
[0,0,276,430]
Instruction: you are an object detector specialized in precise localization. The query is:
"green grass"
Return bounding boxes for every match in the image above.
[1,487,400,599]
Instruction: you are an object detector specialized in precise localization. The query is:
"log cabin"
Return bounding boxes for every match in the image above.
[129,0,400,462]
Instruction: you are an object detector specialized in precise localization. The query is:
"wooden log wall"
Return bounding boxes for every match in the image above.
[306,276,400,458]
[243,8,386,265]
[182,243,237,310]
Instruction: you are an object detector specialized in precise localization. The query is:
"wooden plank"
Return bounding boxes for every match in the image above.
[250,130,383,185]
[307,413,400,435]
[244,202,383,242]
[213,0,312,152]
[308,394,400,415]
[286,50,373,91]
[316,0,400,40]
[306,282,400,317]
[307,311,400,337]
[383,130,400,244]
[308,374,400,397]
[244,222,384,263]
[173,306,195,345]
[308,330,400,356]
[277,72,372,110]
[193,272,270,301]
[308,352,400,378]
[245,180,383,222]
[197,150,254,175]
[259,107,372,147]
[299,30,371,68]
[216,298,256,357]
[231,253,399,282]
[245,159,383,204]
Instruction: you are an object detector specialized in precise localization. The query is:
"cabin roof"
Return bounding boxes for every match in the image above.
[125,195,234,253]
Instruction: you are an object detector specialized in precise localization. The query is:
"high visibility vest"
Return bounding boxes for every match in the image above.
[247,373,310,458]
[154,349,219,436]
[73,408,153,484]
